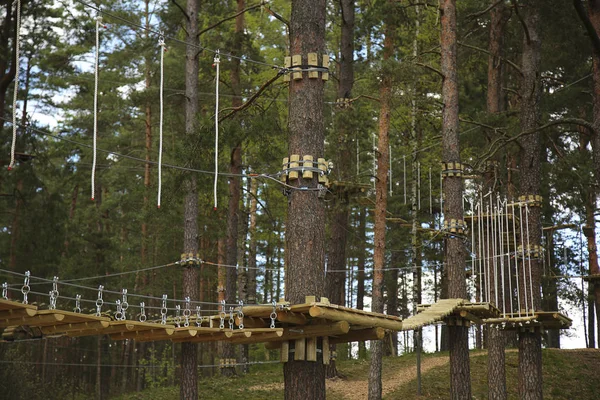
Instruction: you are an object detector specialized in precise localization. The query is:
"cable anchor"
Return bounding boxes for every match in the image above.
[219,299,226,329]
[270,300,277,329]
[139,302,147,322]
[74,294,81,313]
[183,296,191,327]
[160,294,168,325]
[95,285,104,316]
[49,276,59,310]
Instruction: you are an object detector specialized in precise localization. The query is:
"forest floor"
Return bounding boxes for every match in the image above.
[115,348,600,400]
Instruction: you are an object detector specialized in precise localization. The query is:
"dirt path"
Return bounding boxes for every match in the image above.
[327,356,449,400]
[248,356,450,399]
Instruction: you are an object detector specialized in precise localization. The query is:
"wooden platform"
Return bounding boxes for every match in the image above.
[485,311,572,331]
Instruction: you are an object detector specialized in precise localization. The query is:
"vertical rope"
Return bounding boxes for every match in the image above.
[8,0,22,171]
[525,204,535,313]
[403,155,407,204]
[477,199,483,301]
[512,202,521,317]
[505,200,512,316]
[213,51,221,210]
[91,17,102,200]
[518,203,528,316]
[498,197,506,316]
[429,167,432,215]
[470,199,476,300]
[157,35,166,208]
[417,161,421,210]
[492,199,498,308]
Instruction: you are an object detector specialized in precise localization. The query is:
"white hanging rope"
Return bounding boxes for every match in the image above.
[91,16,103,200]
[213,51,220,210]
[518,202,528,316]
[429,167,432,215]
[505,201,513,316]
[8,0,22,171]
[469,199,476,300]
[477,199,483,302]
[498,197,506,316]
[492,200,498,308]
[157,34,166,208]
[485,201,491,303]
[389,145,393,196]
[512,202,521,317]
[525,204,535,314]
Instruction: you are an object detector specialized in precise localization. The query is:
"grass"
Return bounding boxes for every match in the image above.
[113,349,600,399]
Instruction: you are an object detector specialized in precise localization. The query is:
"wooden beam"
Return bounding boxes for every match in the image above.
[263,321,350,349]
[309,306,403,331]
[0,311,65,328]
[322,336,330,365]
[111,327,175,341]
[306,337,317,361]
[329,327,386,344]
[0,308,37,319]
[459,310,483,324]
[281,341,289,363]
[0,299,37,311]
[41,320,110,334]
[294,338,305,360]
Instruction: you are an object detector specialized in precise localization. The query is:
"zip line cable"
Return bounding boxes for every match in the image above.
[7,0,21,171]
[72,0,283,71]
[157,34,166,208]
[0,116,326,194]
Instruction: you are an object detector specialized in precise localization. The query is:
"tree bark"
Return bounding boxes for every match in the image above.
[325,1,354,377]
[368,6,394,398]
[517,2,543,399]
[586,0,600,348]
[486,1,510,397]
[441,1,471,398]
[180,0,199,398]
[283,1,327,398]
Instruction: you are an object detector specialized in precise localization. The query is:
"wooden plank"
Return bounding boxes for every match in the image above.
[294,338,305,361]
[235,316,267,328]
[224,330,252,339]
[329,327,386,344]
[226,330,284,345]
[0,308,37,319]
[306,337,317,361]
[263,321,350,349]
[0,311,65,328]
[41,320,110,334]
[281,341,289,363]
[111,327,175,341]
[459,310,483,324]
[309,306,403,331]
[0,299,37,311]
[322,336,330,365]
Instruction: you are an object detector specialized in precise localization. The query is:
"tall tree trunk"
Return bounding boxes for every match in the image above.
[517,2,543,399]
[247,178,258,305]
[368,7,394,398]
[181,0,199,398]
[585,0,600,349]
[283,1,327,398]
[441,1,471,399]
[486,1,510,397]
[356,207,367,359]
[325,0,355,378]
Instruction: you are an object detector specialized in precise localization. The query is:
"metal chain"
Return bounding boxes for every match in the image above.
[74,294,81,313]
[120,289,128,320]
[195,306,202,327]
[21,271,30,304]
[95,285,104,316]
[2,282,7,300]
[219,299,226,329]
[228,307,234,330]
[270,300,277,329]
[139,302,146,322]
[49,276,59,310]
[175,305,181,328]
[183,297,191,327]
[115,299,123,321]
[160,294,168,325]
[238,300,244,330]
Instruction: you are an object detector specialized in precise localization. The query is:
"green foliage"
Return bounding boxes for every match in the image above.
[138,345,176,389]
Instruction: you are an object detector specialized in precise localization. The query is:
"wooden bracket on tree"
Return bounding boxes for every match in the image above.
[516,244,543,260]
[442,219,468,235]
[281,156,331,185]
[444,316,471,327]
[282,54,330,82]
[517,194,543,207]
[180,253,201,266]
[441,161,465,178]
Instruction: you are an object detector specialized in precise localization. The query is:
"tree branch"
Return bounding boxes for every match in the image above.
[263,5,289,27]
[198,2,265,37]
[170,0,189,21]
[415,62,443,78]
[573,0,600,55]
[458,41,522,75]
[466,0,503,19]
[218,72,283,123]
[511,0,530,44]
[476,118,595,168]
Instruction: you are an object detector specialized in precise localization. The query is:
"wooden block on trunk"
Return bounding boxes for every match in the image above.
[294,338,305,361]
[322,336,330,365]
[306,337,317,362]
[281,341,289,363]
